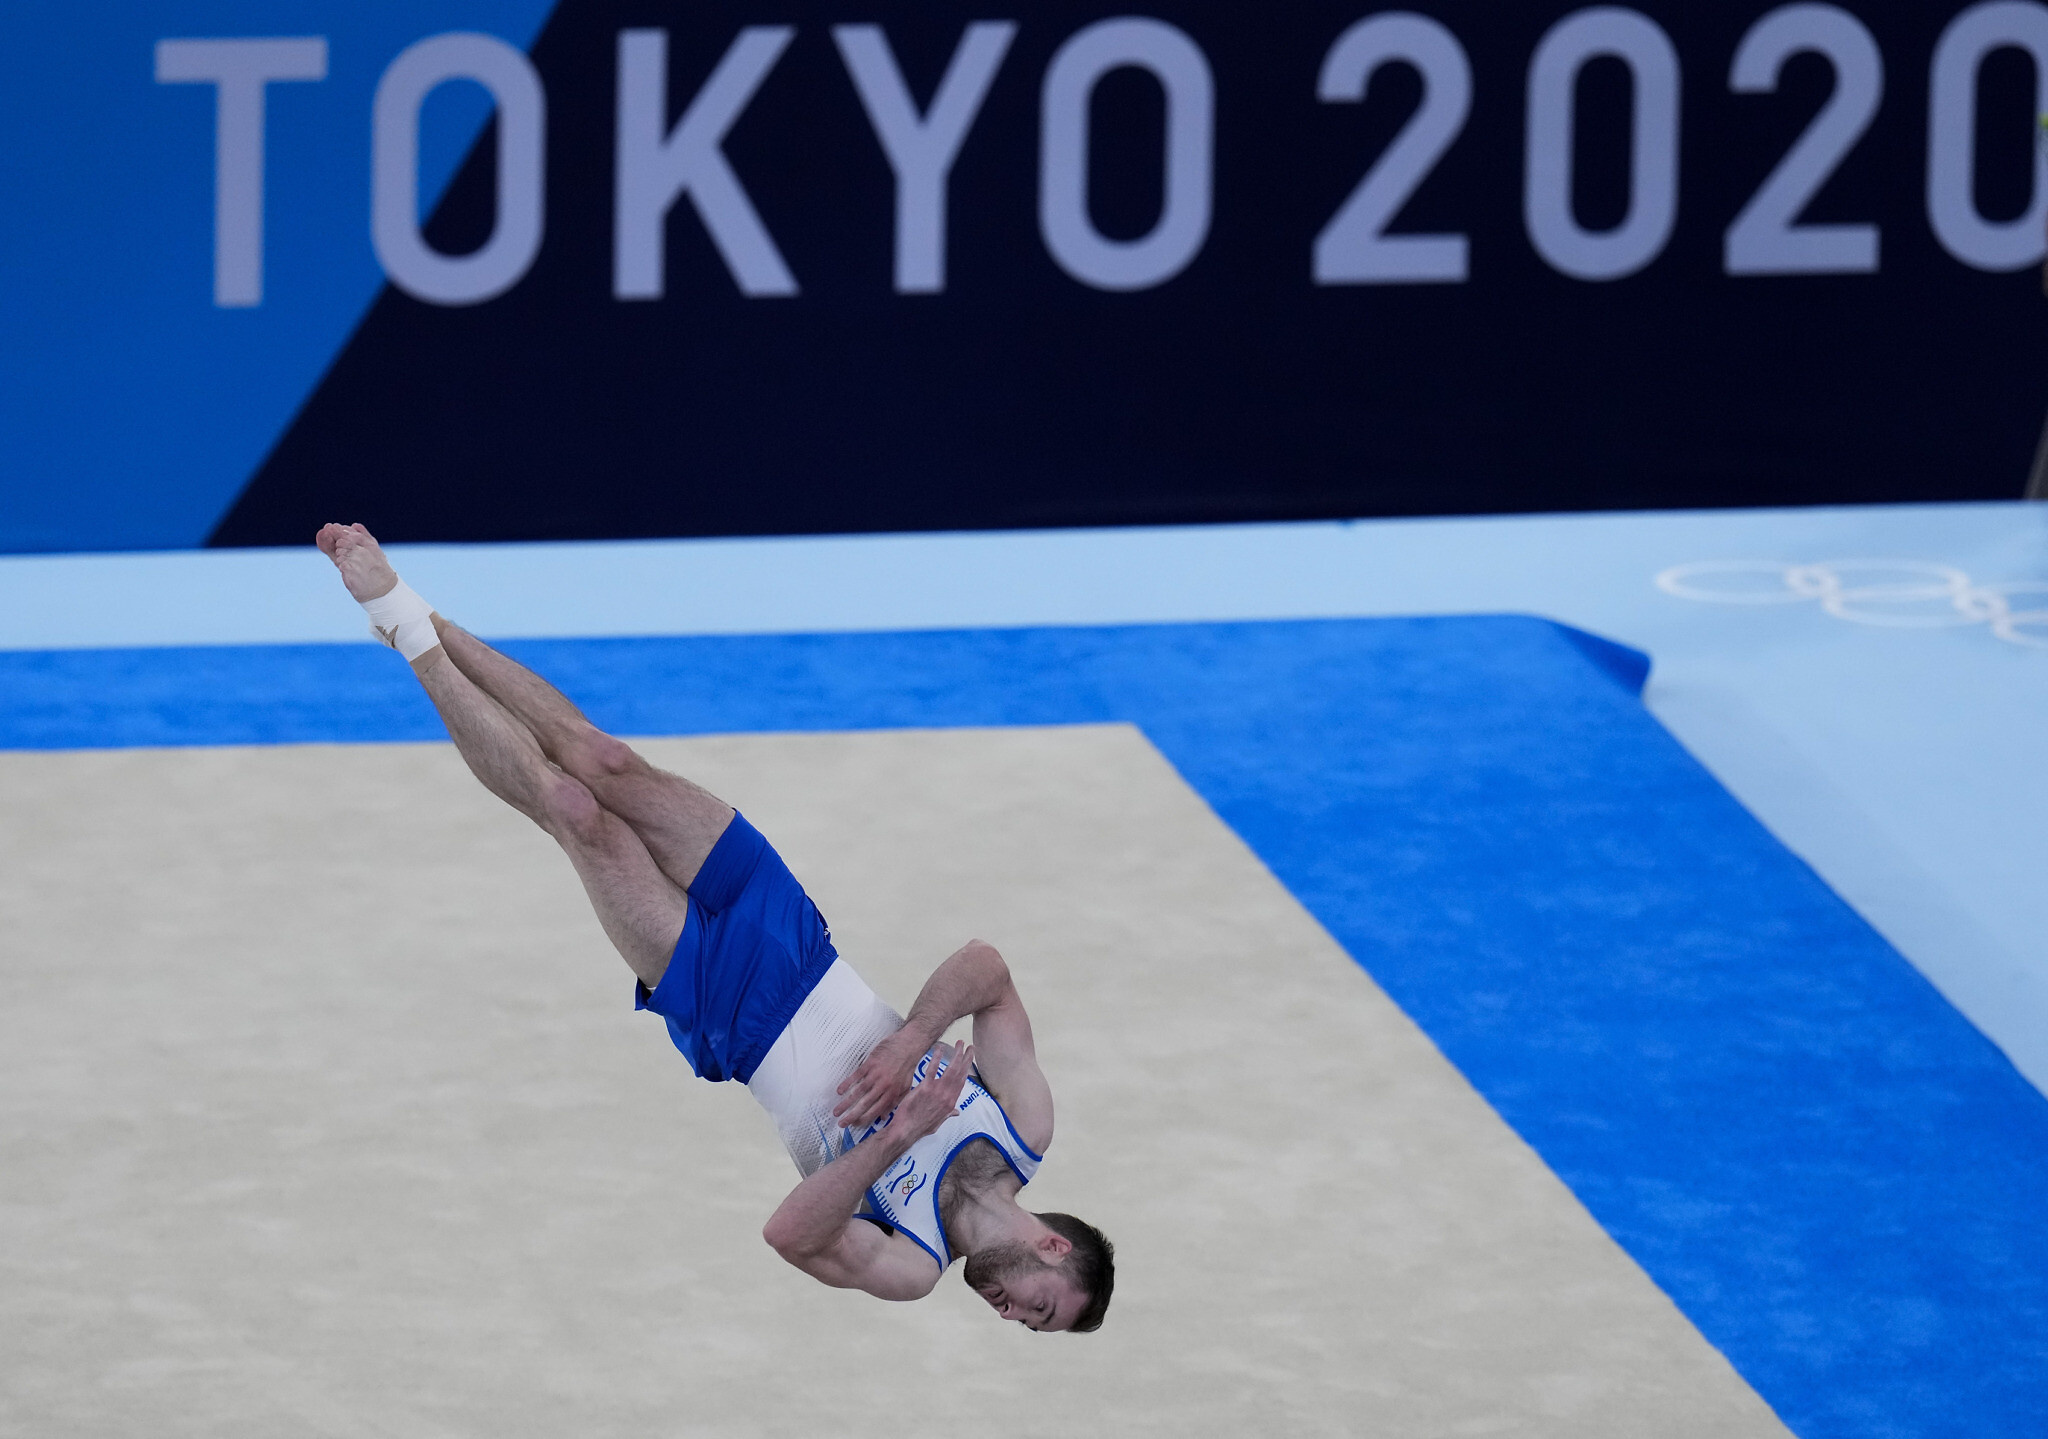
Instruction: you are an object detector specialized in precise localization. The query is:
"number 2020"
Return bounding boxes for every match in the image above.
[1313,0,2048,284]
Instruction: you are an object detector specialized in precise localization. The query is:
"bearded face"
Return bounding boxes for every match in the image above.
[963,1240,1087,1331]
[962,1240,1045,1290]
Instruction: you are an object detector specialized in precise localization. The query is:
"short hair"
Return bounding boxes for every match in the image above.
[1038,1212,1115,1333]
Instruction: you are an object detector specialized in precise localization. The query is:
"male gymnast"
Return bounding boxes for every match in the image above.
[317,523,1113,1333]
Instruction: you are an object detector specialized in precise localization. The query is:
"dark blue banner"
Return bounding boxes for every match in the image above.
[6,2,2044,551]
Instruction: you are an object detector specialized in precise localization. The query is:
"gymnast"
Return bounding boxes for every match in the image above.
[317,523,1113,1333]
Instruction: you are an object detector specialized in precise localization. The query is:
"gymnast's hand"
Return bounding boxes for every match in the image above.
[894,1042,973,1141]
[834,1027,930,1130]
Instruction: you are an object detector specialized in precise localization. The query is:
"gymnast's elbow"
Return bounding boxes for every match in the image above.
[962,937,1008,975]
[761,1217,805,1262]
[762,1214,837,1269]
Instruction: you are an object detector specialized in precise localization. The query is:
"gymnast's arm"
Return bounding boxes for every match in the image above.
[762,1042,972,1300]
[834,940,1050,1138]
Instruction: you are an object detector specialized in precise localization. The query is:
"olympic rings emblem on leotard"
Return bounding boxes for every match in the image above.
[1654,559,2048,649]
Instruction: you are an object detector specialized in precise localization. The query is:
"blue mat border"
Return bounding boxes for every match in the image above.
[6,615,2045,1439]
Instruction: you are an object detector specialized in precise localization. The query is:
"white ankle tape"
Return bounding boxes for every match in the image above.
[360,578,441,662]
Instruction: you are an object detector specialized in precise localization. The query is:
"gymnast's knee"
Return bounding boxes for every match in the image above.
[558,728,644,788]
[536,772,605,842]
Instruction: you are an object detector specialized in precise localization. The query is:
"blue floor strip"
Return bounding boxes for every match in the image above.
[6,615,2044,1438]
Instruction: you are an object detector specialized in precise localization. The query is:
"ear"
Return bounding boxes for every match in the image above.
[1036,1230,1074,1260]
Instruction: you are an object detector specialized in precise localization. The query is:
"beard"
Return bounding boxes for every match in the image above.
[962,1240,1047,1291]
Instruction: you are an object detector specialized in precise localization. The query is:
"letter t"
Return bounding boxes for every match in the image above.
[156,37,328,307]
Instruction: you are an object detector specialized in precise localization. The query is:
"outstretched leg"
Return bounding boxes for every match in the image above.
[419,657,686,989]
[318,524,687,989]
[429,616,734,892]
[317,522,733,892]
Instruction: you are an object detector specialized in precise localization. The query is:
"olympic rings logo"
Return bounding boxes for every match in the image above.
[1654,560,2048,650]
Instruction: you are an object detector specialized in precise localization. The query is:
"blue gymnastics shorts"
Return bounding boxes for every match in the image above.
[634,812,838,1085]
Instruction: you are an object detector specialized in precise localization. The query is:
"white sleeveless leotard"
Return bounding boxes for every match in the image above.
[746,961,1044,1270]
[843,1046,1044,1269]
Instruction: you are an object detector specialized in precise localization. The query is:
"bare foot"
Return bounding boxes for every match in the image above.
[316,522,399,602]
